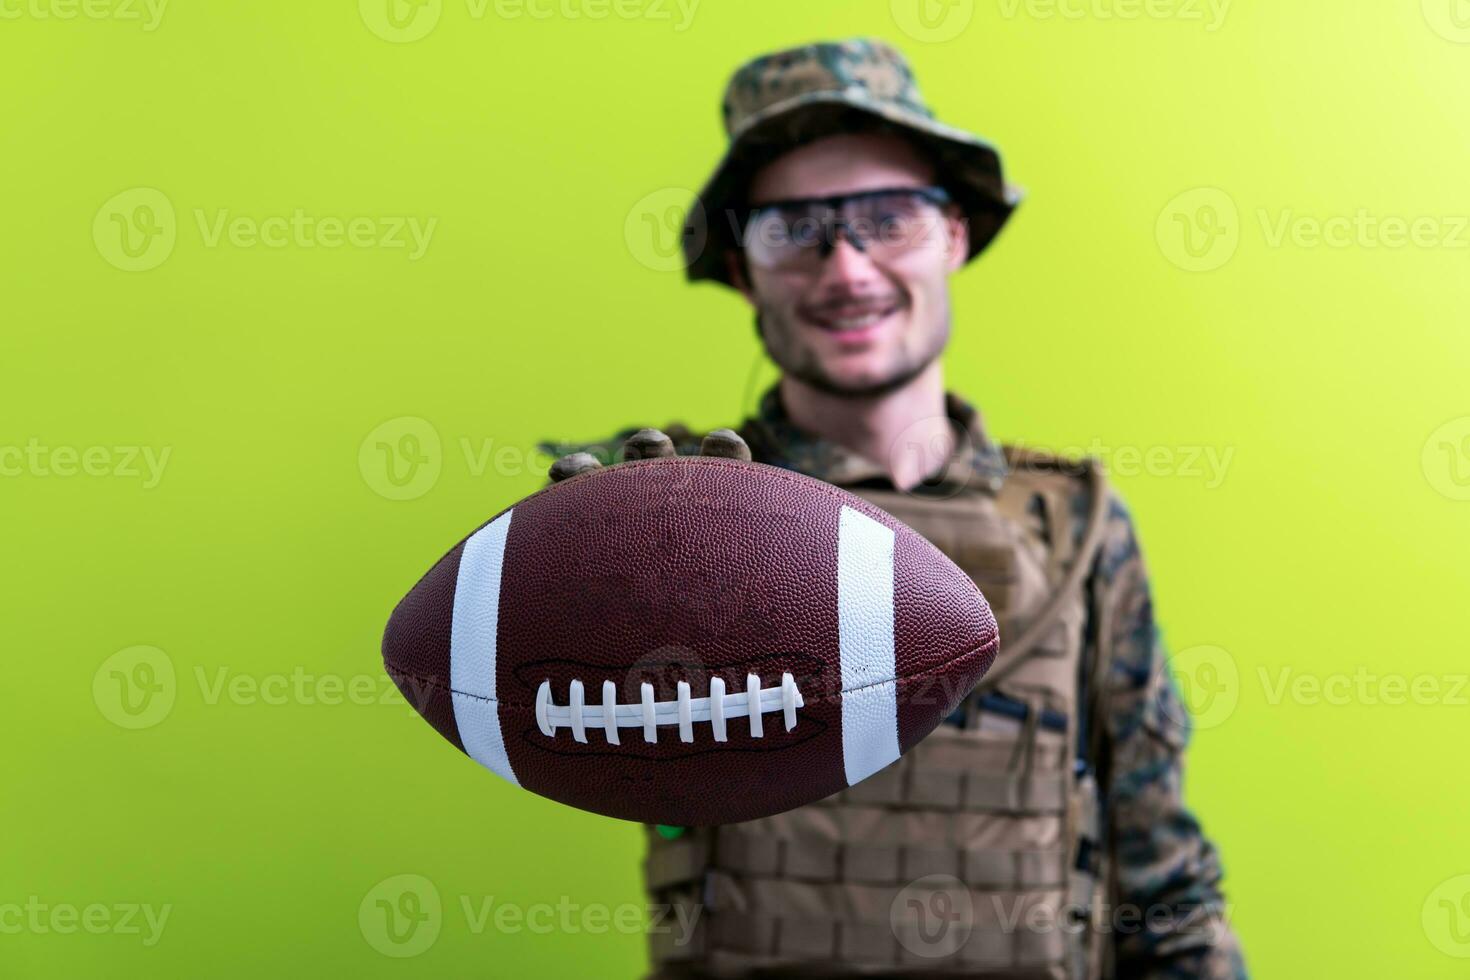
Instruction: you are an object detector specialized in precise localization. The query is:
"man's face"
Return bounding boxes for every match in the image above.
[731,131,969,397]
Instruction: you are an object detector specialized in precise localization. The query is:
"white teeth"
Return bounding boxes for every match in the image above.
[817,309,891,331]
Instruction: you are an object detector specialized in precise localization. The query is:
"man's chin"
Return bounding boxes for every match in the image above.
[789,360,930,400]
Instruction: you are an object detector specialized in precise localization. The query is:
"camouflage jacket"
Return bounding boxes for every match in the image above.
[543,387,1246,979]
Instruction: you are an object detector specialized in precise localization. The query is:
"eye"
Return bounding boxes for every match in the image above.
[874,210,908,235]
[867,194,938,246]
[874,193,926,220]
[787,214,824,248]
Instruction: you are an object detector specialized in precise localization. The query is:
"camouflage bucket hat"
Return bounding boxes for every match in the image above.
[682,38,1020,287]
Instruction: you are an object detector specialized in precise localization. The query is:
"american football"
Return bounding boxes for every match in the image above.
[383,455,998,826]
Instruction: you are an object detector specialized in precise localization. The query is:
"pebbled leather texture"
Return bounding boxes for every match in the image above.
[383,457,998,826]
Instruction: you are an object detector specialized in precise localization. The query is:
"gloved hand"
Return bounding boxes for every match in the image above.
[546,425,754,839]
[547,426,752,483]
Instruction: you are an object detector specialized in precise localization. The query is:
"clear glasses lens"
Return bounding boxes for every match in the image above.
[744,190,946,270]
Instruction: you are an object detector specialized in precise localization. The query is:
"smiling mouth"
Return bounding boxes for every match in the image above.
[802,301,904,333]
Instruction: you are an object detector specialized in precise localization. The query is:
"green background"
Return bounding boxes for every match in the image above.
[3,0,1469,975]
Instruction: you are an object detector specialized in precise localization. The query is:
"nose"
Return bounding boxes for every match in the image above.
[814,232,881,290]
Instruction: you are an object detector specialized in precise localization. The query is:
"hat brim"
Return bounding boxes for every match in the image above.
[682,94,1021,287]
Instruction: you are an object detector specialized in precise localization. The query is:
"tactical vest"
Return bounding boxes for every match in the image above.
[644,450,1115,979]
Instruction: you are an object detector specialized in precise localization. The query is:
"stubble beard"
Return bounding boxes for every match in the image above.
[754,308,951,400]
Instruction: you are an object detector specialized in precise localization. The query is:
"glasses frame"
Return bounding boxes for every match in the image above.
[738,185,955,269]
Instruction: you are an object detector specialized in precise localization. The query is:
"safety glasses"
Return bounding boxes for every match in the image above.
[739,185,954,272]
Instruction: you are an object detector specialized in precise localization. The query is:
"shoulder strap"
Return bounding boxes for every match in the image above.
[1084,543,1118,787]
[978,451,1110,691]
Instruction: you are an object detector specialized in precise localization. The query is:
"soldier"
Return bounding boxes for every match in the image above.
[546,38,1246,979]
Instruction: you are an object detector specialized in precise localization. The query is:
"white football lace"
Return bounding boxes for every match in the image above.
[534,673,804,744]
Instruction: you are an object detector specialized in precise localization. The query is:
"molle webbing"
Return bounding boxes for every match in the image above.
[645,452,1111,979]
[650,833,1068,891]
[683,900,1072,972]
